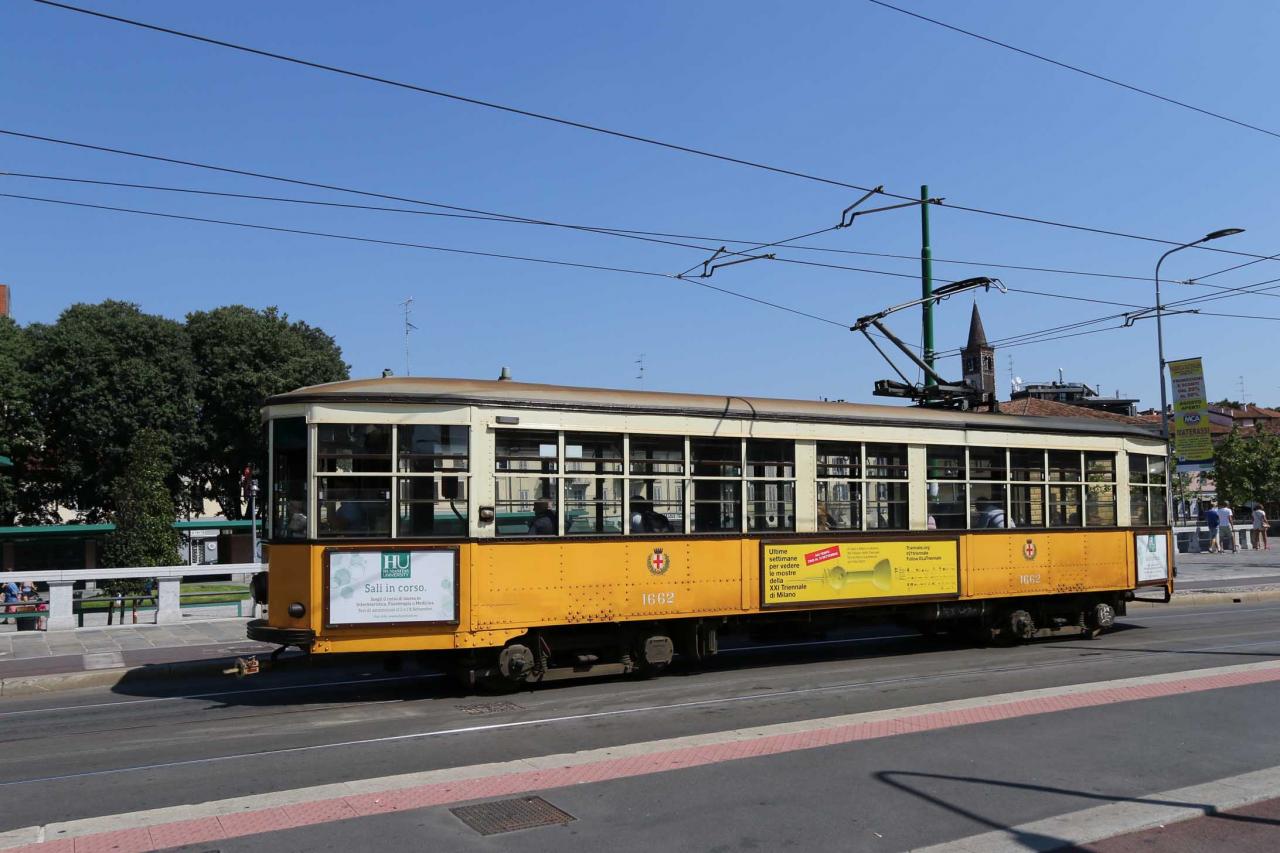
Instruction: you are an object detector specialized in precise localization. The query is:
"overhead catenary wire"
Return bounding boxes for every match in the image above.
[19,1,1280,263]
[867,0,1280,143]
[0,190,854,329]
[10,170,1280,305]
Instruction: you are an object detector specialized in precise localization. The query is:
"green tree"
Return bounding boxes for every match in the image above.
[0,317,51,524]
[101,430,180,592]
[186,306,347,519]
[26,302,198,521]
[1211,429,1280,508]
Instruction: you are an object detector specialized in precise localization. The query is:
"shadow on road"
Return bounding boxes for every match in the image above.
[875,769,1280,852]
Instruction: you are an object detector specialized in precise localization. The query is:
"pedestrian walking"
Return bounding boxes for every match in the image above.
[1253,504,1270,550]
[2,577,18,625]
[1220,504,1238,553]
[1205,503,1220,553]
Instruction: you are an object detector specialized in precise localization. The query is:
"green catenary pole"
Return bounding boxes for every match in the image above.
[921,184,935,388]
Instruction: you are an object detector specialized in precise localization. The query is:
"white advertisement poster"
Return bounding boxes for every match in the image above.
[327,550,456,625]
[1135,534,1169,583]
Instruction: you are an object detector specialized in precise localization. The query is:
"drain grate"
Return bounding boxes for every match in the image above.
[450,796,575,835]
[455,700,525,716]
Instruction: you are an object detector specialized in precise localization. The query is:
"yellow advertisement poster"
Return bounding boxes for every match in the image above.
[762,540,958,606]
[1168,357,1213,472]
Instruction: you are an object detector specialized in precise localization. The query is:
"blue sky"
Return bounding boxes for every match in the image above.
[4,1,1279,406]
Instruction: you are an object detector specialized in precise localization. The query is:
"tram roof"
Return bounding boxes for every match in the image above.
[266,376,1162,439]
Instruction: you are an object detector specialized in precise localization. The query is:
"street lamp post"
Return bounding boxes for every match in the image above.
[1154,227,1244,529]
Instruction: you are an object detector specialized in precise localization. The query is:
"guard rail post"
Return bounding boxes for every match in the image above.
[45,580,76,631]
[156,576,182,624]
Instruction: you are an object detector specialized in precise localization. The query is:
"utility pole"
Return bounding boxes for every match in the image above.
[920,184,935,386]
[400,297,416,377]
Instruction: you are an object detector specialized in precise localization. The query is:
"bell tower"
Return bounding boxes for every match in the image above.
[962,303,995,396]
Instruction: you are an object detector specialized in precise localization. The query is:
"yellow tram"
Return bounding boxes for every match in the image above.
[248,376,1173,686]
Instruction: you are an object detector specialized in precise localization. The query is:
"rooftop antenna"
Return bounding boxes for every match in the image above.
[400,297,417,377]
[1238,375,1248,402]
[635,353,646,388]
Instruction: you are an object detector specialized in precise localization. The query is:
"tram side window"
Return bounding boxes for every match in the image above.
[397,426,469,537]
[1047,451,1083,527]
[817,442,861,530]
[865,443,908,530]
[746,440,795,531]
[968,448,1010,529]
[691,438,741,532]
[629,436,685,533]
[317,424,391,472]
[926,446,967,530]
[564,433,623,535]
[495,431,559,536]
[1085,452,1117,526]
[271,417,308,540]
[1129,454,1167,525]
[1010,449,1046,527]
[315,424,393,537]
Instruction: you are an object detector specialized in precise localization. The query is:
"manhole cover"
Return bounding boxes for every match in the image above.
[455,700,525,716]
[451,796,575,835]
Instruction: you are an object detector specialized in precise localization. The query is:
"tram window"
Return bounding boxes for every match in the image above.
[271,417,308,540]
[816,442,860,478]
[691,480,740,532]
[629,478,685,533]
[398,425,468,472]
[630,436,684,475]
[1011,484,1046,527]
[398,477,468,537]
[926,447,965,481]
[691,438,742,477]
[747,480,795,531]
[564,477,624,534]
[866,444,908,479]
[969,448,1006,481]
[495,430,558,473]
[565,433,623,474]
[817,480,861,530]
[817,442,862,530]
[317,476,392,537]
[317,424,391,473]
[1130,485,1151,525]
[1128,453,1167,525]
[746,440,794,478]
[867,482,908,530]
[969,483,1010,528]
[1010,449,1046,481]
[1047,450,1082,482]
[494,475,558,536]
[927,482,967,530]
[1048,484,1082,527]
[1086,485,1117,526]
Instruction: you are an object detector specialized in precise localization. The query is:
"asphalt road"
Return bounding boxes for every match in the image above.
[4,601,1280,851]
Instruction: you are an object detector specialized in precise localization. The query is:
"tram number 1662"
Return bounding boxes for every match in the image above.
[642,592,676,606]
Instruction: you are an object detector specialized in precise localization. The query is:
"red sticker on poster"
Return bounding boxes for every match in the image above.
[804,546,841,566]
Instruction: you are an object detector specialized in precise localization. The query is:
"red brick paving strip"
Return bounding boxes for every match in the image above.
[13,663,1280,852]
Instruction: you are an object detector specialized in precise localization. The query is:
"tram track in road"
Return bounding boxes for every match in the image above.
[4,610,1280,793]
[2,603,1278,749]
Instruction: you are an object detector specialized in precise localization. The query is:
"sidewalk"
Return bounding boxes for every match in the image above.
[0,617,272,682]
[1174,550,1280,593]
[1085,794,1280,852]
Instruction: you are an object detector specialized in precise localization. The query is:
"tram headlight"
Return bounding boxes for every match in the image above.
[288,601,306,618]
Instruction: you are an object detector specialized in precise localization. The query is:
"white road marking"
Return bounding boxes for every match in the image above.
[0,673,444,719]
[913,764,1280,852]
